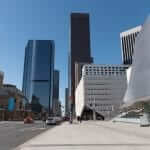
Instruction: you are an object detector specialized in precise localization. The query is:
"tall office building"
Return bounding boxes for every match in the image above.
[120,25,142,65]
[65,88,69,117]
[68,13,93,114]
[22,40,55,112]
[53,70,59,100]
[0,71,4,87]
[52,70,60,115]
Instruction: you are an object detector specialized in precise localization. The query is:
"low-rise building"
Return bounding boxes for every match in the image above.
[75,64,128,120]
[0,84,26,111]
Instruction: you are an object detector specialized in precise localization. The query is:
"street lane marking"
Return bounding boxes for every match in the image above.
[19,127,45,132]
[26,144,150,147]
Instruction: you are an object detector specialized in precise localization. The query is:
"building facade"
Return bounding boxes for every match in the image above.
[22,40,55,113]
[0,84,25,111]
[75,64,128,120]
[120,25,142,65]
[75,62,92,90]
[65,88,69,117]
[53,70,59,100]
[68,13,93,115]
[0,71,4,87]
[52,70,60,115]
[57,101,62,117]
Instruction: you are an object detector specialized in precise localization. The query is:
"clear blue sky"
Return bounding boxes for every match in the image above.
[0,0,149,106]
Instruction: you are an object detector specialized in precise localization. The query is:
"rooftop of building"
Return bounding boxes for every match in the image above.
[3,84,16,88]
[81,64,129,77]
[120,25,142,37]
[0,84,24,97]
[83,64,129,68]
[71,12,89,16]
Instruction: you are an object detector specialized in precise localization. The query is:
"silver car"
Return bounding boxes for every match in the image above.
[46,117,56,125]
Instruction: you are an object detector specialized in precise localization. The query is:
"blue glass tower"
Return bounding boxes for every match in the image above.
[22,40,55,113]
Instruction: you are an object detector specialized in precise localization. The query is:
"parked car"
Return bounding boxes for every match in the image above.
[54,117,62,124]
[63,116,69,121]
[46,117,56,125]
[24,116,34,124]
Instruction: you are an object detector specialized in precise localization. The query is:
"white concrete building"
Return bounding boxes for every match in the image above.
[75,64,128,119]
[120,25,142,65]
[126,67,132,84]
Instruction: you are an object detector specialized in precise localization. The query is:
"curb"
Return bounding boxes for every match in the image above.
[14,122,66,150]
[14,126,55,150]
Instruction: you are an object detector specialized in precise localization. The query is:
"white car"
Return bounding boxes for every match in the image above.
[54,117,62,124]
[46,117,56,125]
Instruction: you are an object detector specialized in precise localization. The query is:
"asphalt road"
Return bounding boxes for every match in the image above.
[0,121,53,150]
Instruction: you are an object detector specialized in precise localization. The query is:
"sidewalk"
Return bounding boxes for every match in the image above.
[16,121,150,150]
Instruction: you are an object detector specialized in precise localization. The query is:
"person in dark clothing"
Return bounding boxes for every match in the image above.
[42,112,47,128]
[77,116,80,123]
[79,116,82,123]
[78,116,82,123]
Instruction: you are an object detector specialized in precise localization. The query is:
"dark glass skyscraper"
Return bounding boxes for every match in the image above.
[68,13,93,115]
[52,70,59,115]
[53,70,59,100]
[22,40,55,112]
[65,88,69,117]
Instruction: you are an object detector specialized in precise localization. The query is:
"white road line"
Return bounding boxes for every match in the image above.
[19,127,45,132]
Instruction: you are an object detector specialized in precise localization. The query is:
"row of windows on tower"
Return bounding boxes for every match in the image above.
[88,93,111,96]
[88,98,111,101]
[87,88,111,91]
[85,66,127,71]
[85,71,126,75]
[88,103,113,111]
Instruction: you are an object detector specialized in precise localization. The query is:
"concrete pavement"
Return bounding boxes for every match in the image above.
[16,121,150,150]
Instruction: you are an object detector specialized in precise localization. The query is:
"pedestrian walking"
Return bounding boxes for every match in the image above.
[77,116,80,123]
[42,112,47,128]
[79,116,82,123]
[69,118,72,124]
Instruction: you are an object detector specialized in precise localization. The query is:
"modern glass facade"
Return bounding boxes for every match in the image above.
[22,40,55,112]
[53,70,59,100]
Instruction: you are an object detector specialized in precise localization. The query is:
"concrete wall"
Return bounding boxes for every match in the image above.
[75,78,85,117]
